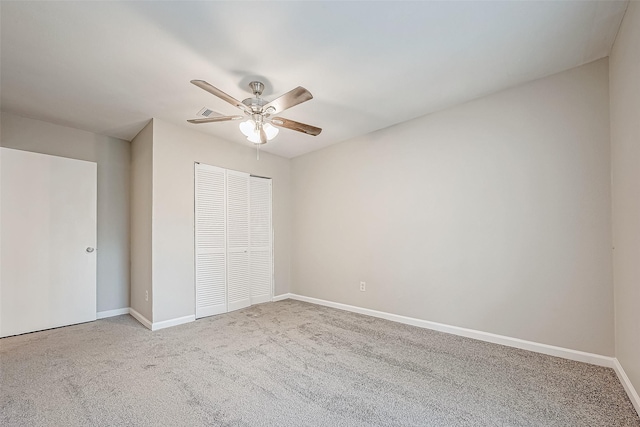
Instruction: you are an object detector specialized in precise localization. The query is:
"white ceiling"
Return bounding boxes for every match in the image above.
[0,1,628,158]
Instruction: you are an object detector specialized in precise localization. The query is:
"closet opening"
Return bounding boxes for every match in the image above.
[194,163,273,319]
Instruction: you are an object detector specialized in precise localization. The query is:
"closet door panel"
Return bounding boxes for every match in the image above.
[227,251,250,311]
[195,253,226,317]
[226,170,251,312]
[250,177,273,304]
[250,250,272,304]
[195,164,227,318]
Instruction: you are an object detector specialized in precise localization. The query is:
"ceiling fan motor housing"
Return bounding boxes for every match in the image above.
[242,97,268,113]
[243,81,270,115]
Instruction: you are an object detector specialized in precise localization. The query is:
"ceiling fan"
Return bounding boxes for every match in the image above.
[188,80,322,145]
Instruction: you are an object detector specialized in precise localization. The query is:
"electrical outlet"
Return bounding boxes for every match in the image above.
[145,290,149,302]
[360,281,366,292]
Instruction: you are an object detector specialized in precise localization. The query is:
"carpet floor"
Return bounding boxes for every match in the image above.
[1,300,638,426]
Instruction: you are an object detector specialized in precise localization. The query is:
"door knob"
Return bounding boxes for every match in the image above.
[86,247,95,253]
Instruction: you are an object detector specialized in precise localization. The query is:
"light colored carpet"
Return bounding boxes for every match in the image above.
[1,299,638,426]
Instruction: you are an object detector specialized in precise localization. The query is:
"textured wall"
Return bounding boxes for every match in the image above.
[291,59,613,355]
[130,121,153,320]
[610,0,640,402]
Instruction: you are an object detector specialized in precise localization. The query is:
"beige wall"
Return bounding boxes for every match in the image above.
[610,1,640,399]
[0,112,130,313]
[150,119,291,323]
[291,59,614,355]
[130,121,153,320]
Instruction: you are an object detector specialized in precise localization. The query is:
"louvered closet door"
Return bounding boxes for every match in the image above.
[250,177,273,304]
[195,164,227,318]
[226,170,251,312]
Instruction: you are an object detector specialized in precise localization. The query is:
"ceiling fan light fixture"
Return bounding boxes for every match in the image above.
[263,123,279,140]
[239,120,279,143]
[246,133,261,144]
[239,119,256,137]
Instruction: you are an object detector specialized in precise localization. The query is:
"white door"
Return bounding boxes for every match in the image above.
[226,170,251,312]
[194,163,227,318]
[249,176,273,304]
[0,148,97,337]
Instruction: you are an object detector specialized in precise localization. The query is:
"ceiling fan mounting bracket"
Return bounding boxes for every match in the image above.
[249,81,264,97]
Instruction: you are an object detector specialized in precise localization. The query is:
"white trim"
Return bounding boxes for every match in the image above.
[613,358,640,416]
[272,293,292,302]
[251,295,272,305]
[284,294,616,368]
[151,315,195,331]
[96,308,130,319]
[129,308,152,330]
[129,309,195,331]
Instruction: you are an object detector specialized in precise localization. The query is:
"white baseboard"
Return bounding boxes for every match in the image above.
[151,315,195,331]
[129,308,152,330]
[128,308,195,331]
[272,293,292,302]
[96,307,130,319]
[283,294,616,369]
[613,358,640,416]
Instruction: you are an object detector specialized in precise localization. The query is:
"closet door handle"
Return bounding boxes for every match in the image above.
[86,247,95,253]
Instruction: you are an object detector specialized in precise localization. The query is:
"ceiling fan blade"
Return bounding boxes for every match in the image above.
[191,80,249,113]
[264,87,313,115]
[271,117,322,136]
[187,115,243,124]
